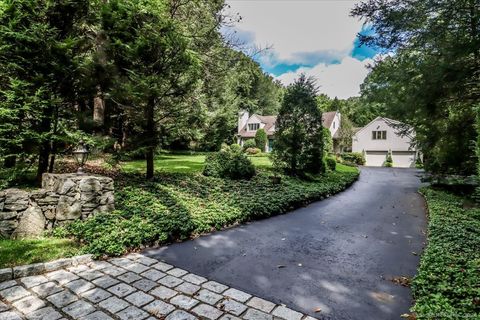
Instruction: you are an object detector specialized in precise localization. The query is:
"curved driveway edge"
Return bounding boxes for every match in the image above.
[144,167,427,320]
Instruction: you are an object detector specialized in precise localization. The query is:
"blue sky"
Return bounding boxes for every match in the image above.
[224,1,380,99]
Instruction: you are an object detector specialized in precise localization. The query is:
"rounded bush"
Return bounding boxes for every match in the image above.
[243,139,256,150]
[203,146,256,180]
[341,152,365,165]
[326,157,336,171]
[245,147,261,155]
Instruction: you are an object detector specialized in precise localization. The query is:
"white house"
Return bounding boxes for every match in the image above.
[352,117,418,168]
[237,110,341,152]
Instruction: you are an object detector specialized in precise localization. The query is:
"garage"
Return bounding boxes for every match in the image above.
[365,151,388,167]
[365,150,416,167]
[391,151,416,168]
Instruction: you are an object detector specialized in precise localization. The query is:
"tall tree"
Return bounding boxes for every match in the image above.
[102,0,201,179]
[353,0,480,174]
[272,74,325,176]
[0,0,90,184]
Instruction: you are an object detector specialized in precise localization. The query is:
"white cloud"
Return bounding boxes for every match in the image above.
[276,56,374,99]
[225,0,363,64]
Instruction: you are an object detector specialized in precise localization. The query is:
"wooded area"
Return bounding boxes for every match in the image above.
[0,0,286,183]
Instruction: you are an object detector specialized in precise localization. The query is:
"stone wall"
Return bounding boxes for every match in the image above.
[0,173,114,239]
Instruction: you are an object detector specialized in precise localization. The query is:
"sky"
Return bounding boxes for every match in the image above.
[223,0,379,99]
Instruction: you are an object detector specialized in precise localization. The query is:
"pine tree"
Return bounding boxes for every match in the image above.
[272,74,325,176]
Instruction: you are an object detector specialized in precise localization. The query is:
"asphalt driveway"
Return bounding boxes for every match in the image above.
[144,167,427,320]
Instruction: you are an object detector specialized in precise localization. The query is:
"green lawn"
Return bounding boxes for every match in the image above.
[0,238,81,268]
[121,153,273,173]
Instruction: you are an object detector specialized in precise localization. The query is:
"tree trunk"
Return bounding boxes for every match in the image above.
[93,85,105,134]
[4,155,16,168]
[37,141,50,185]
[145,99,155,179]
[36,106,53,185]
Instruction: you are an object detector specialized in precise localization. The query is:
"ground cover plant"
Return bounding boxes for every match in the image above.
[412,188,480,319]
[57,163,358,257]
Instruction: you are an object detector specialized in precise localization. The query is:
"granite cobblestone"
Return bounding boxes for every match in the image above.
[0,253,317,320]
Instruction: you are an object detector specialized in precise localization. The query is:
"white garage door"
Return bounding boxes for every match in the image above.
[365,151,388,167]
[391,151,416,168]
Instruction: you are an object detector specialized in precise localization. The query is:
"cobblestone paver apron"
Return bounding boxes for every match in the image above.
[0,253,317,320]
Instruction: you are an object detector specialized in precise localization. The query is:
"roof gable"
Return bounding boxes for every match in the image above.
[322,111,338,129]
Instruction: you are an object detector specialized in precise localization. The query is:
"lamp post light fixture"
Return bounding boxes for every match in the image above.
[73,140,89,174]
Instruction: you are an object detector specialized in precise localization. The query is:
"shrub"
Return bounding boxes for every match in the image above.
[245,147,261,155]
[255,128,268,152]
[203,146,255,180]
[385,151,393,167]
[243,139,256,150]
[326,157,336,171]
[230,143,242,153]
[415,156,424,169]
[341,152,365,165]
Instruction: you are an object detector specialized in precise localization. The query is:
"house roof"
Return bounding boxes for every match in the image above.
[238,111,338,138]
[354,116,414,138]
[322,111,338,129]
[238,114,277,138]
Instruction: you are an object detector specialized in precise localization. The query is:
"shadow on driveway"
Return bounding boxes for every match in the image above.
[144,167,427,320]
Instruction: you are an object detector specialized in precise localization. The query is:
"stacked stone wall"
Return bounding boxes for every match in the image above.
[0,173,114,238]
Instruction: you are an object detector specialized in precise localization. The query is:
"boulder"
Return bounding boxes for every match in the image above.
[12,205,45,238]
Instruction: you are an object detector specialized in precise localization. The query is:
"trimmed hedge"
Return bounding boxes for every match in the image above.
[412,188,480,319]
[59,168,359,257]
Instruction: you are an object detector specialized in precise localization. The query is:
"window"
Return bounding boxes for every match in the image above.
[372,130,387,140]
[248,123,260,131]
[333,121,335,129]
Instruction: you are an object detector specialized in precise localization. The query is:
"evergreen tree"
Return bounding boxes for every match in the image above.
[272,75,325,176]
[255,128,267,152]
[102,0,201,179]
[0,0,90,184]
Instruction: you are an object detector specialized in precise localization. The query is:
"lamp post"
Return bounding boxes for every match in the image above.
[73,140,89,174]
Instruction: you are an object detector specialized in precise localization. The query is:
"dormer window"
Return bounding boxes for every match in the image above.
[248,123,260,131]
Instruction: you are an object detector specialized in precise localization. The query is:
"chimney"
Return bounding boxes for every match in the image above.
[238,110,249,133]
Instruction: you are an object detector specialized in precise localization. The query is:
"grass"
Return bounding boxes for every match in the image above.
[121,153,273,173]
[0,238,81,268]
[121,154,207,174]
[412,187,480,319]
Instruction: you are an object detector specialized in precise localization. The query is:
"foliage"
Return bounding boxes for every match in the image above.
[203,146,255,180]
[60,167,359,256]
[353,0,480,175]
[341,152,365,165]
[385,151,393,167]
[416,156,424,169]
[272,75,325,176]
[0,0,91,183]
[243,139,257,150]
[323,127,333,155]
[255,128,268,151]
[413,188,480,319]
[245,148,261,155]
[326,157,336,171]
